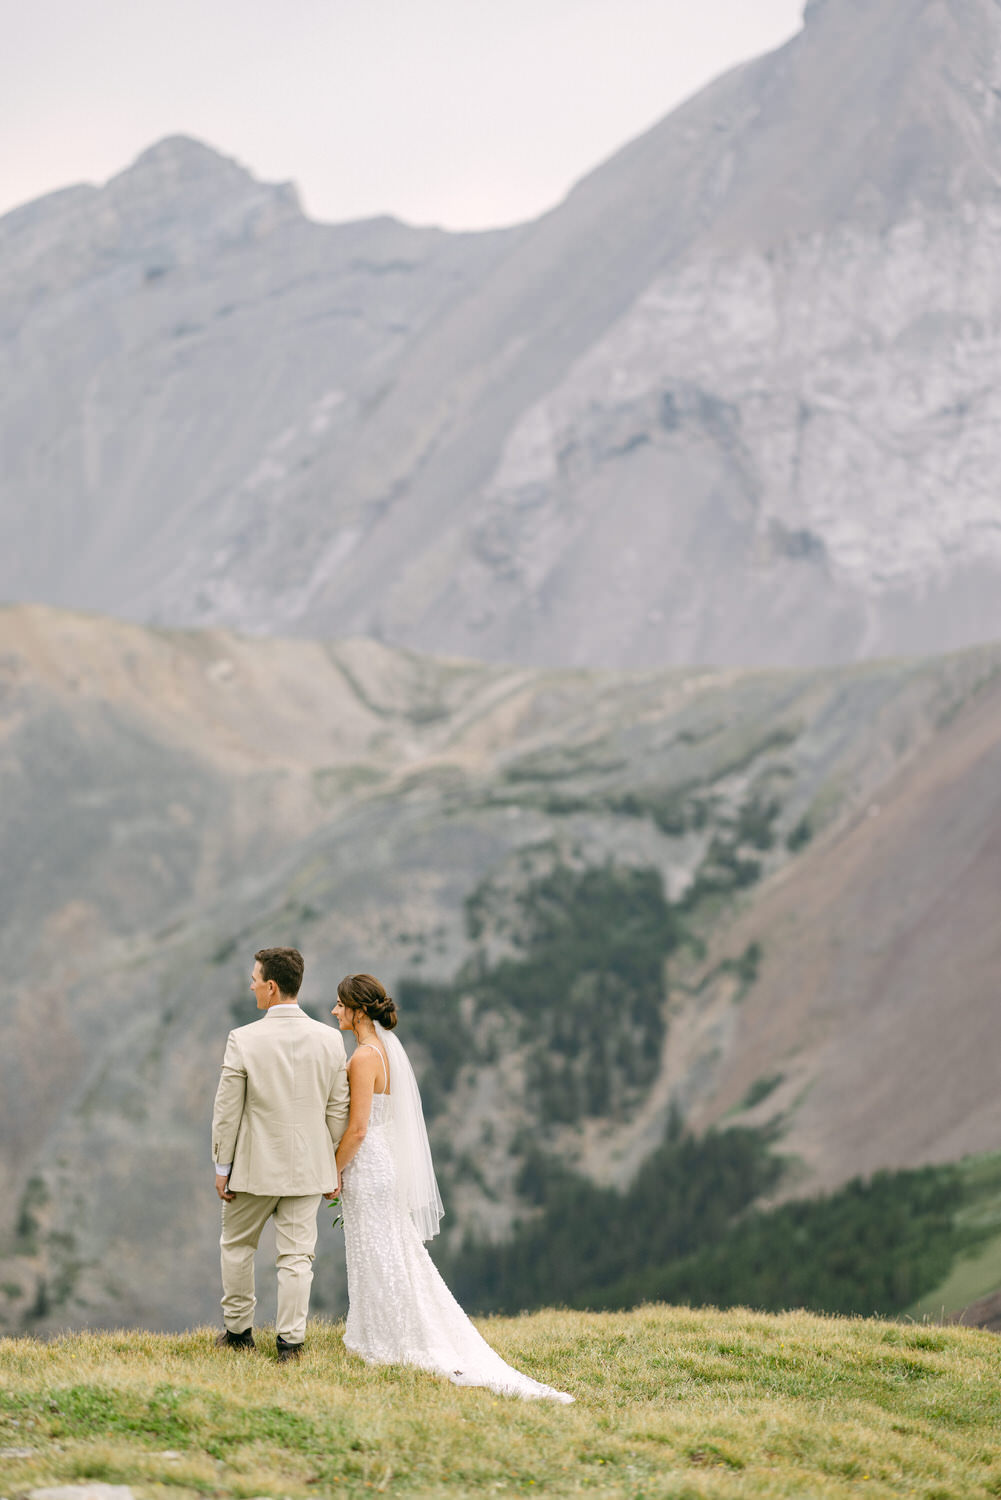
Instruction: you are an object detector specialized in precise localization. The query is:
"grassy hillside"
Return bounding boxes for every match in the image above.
[2,1307,1000,1499]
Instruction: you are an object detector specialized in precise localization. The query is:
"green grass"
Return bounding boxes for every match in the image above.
[2,1307,1000,1498]
[908,1154,1001,1322]
[908,1229,1001,1323]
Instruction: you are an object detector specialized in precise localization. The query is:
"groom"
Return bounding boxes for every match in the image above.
[211,946,350,1360]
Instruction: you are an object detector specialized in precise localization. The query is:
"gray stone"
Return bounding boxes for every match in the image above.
[27,1487,134,1500]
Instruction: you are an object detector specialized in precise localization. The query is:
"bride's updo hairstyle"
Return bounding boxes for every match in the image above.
[337,972,399,1030]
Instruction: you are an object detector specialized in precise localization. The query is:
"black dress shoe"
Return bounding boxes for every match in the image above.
[276,1334,303,1362]
[216,1326,255,1350]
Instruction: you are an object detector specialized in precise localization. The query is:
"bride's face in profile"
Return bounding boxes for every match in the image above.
[332,997,355,1032]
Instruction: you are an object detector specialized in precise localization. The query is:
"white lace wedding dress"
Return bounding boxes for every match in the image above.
[341,1076,573,1403]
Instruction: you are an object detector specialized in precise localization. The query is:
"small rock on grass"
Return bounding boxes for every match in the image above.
[27,1486,136,1500]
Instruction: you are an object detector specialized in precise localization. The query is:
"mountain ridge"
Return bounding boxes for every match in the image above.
[5,0,1001,666]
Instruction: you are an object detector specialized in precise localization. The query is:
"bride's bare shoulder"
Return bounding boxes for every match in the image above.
[347,1044,381,1074]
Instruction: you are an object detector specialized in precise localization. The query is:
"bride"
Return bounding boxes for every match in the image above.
[330,973,573,1403]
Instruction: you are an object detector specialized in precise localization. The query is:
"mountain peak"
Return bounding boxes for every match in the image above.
[132,134,236,170]
[111,134,279,202]
[802,0,911,23]
[702,0,1001,245]
[102,134,303,254]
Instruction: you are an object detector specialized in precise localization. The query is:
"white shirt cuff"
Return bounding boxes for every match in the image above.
[215,1163,232,1174]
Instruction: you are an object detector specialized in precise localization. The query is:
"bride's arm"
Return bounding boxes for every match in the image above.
[335,1050,379,1179]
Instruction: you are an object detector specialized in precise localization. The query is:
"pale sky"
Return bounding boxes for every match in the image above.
[2,0,805,230]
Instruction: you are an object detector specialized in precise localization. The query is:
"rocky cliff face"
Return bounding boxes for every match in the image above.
[4,0,1001,667]
[0,137,518,627]
[453,204,1001,667]
[3,605,1001,1334]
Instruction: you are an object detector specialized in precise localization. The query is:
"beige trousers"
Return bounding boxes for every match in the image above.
[219,1192,322,1343]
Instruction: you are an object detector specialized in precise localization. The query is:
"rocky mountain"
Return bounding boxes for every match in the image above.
[2,604,1001,1334]
[5,0,1001,668]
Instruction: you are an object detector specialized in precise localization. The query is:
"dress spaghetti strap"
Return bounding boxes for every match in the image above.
[355,1040,389,1094]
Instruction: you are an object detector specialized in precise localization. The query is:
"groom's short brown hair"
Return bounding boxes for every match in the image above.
[254,946,304,998]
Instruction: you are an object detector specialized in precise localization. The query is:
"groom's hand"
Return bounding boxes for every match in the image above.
[214,1171,236,1202]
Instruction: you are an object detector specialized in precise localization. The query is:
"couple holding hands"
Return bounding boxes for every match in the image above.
[211,946,572,1402]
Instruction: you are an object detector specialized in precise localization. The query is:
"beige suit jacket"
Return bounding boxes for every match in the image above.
[211,1009,350,1196]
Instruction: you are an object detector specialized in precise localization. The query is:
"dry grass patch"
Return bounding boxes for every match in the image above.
[0,1306,999,1498]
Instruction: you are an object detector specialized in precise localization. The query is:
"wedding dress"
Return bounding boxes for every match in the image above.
[340,1034,573,1403]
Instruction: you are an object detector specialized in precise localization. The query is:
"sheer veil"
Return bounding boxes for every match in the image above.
[374,1020,444,1240]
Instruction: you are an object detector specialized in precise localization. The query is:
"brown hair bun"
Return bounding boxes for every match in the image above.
[336,972,398,1030]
